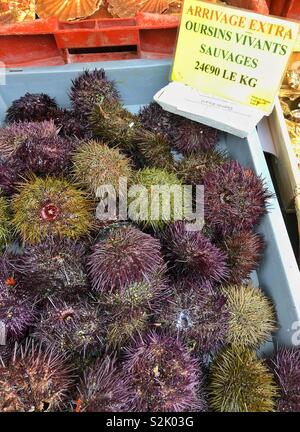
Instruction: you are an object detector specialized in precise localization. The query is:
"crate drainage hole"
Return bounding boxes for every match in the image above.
[68,45,138,55]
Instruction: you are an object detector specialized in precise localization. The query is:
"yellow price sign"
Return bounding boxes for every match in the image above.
[172,0,299,113]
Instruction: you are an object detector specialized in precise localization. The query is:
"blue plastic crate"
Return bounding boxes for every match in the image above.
[1,59,300,350]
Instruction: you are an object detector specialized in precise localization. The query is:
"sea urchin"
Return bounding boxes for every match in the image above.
[209,345,278,412]
[204,161,271,235]
[162,221,228,283]
[0,339,73,412]
[77,355,130,412]
[5,93,58,124]
[12,176,93,244]
[88,226,165,293]
[222,283,276,348]
[269,348,300,412]
[123,332,205,412]
[157,279,228,354]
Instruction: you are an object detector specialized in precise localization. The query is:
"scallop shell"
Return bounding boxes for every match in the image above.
[36,0,103,21]
[164,1,183,14]
[0,0,35,24]
[88,4,113,18]
[139,0,173,14]
[107,0,147,18]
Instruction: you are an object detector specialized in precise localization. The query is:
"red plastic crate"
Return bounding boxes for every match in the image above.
[269,0,286,16]
[283,0,300,20]
[0,1,271,69]
[0,13,179,67]
[226,0,269,14]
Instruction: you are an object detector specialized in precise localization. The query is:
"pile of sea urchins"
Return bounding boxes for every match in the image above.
[0,69,298,413]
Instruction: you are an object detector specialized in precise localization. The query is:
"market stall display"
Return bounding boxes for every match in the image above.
[0,60,299,412]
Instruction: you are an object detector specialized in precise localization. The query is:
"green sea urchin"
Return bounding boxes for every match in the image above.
[123,332,205,412]
[133,129,175,170]
[90,101,140,154]
[222,284,276,348]
[209,346,278,412]
[100,274,168,350]
[177,150,229,185]
[131,168,184,230]
[5,93,58,123]
[12,176,93,244]
[0,339,73,412]
[72,140,133,197]
[106,306,149,350]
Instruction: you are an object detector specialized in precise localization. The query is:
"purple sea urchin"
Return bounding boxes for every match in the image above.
[204,161,271,235]
[78,355,131,412]
[5,93,58,124]
[269,348,300,412]
[0,253,20,292]
[0,340,15,363]
[157,279,228,354]
[0,120,72,179]
[51,108,91,140]
[222,284,276,348]
[139,102,219,154]
[88,226,165,293]
[0,163,18,195]
[0,120,59,161]
[13,133,73,177]
[0,339,73,412]
[18,237,88,302]
[0,289,37,341]
[12,176,93,244]
[70,69,120,120]
[123,332,205,412]
[220,231,265,284]
[139,102,174,137]
[34,298,106,358]
[72,140,133,197]
[209,346,278,412]
[162,221,228,283]
[173,119,219,155]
